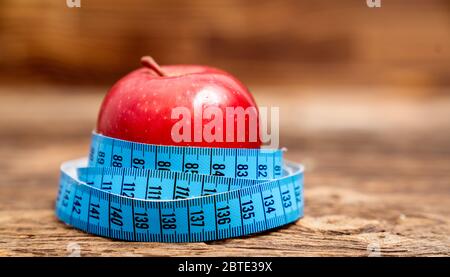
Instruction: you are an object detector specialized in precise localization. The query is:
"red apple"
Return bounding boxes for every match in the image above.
[96,56,261,148]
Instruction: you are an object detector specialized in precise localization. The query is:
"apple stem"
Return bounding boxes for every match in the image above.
[140,56,167,77]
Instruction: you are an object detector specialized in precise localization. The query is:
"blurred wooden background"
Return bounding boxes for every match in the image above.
[0,0,449,90]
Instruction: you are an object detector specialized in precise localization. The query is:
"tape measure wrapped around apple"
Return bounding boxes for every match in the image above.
[56,56,304,242]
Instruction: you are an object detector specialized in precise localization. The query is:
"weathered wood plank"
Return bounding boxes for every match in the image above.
[0,86,449,256]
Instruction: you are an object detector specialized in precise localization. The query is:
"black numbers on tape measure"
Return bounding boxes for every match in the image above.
[237,164,248,177]
[110,206,123,226]
[175,185,190,200]
[241,200,255,219]
[89,148,94,162]
[217,205,231,225]
[147,185,162,200]
[212,163,225,176]
[184,162,199,174]
[258,164,268,178]
[134,212,149,229]
[157,161,171,171]
[132,158,145,169]
[203,188,217,196]
[122,182,135,198]
[72,195,82,214]
[89,203,100,220]
[161,213,176,229]
[62,189,71,207]
[112,155,123,167]
[281,190,292,208]
[101,181,112,191]
[97,151,105,165]
[56,187,62,204]
[263,195,276,214]
[274,165,281,176]
[295,186,301,203]
[190,210,205,227]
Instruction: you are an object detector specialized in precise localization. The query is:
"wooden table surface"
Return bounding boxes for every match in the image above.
[1,86,449,257]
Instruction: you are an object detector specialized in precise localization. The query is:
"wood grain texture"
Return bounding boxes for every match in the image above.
[0,86,449,257]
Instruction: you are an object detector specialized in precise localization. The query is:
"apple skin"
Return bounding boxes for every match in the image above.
[96,61,261,148]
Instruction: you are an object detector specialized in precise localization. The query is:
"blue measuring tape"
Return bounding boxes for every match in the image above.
[56,133,304,242]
